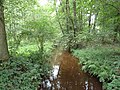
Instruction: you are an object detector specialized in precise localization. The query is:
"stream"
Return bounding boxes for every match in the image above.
[38,51,102,90]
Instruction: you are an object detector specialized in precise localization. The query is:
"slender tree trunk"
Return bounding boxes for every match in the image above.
[102,13,105,44]
[58,19,64,34]
[73,0,78,49]
[93,12,99,32]
[56,0,64,35]
[0,2,9,61]
[113,13,120,42]
[66,0,70,33]
[73,0,77,37]
[37,35,44,59]
[88,11,91,33]
[79,10,83,32]
[40,36,44,59]
[113,23,119,42]
[66,0,72,52]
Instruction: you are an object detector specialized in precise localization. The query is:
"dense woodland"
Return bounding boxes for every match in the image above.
[0,0,120,90]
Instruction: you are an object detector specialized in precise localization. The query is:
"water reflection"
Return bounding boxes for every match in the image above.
[38,52,102,90]
[52,65,60,80]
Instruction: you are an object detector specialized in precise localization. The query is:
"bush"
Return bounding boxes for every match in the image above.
[73,45,120,90]
[0,51,52,90]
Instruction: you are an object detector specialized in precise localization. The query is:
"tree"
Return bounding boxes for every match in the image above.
[73,0,77,37]
[0,0,9,61]
[4,0,36,52]
[25,4,58,59]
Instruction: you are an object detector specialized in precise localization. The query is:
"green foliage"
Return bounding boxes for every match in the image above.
[76,30,120,48]
[0,0,4,6]
[2,0,120,89]
[107,77,120,90]
[73,45,120,90]
[4,0,36,52]
[4,0,60,55]
[1,2,56,89]
[0,51,52,90]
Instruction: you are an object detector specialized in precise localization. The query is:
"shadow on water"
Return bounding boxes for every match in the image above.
[38,52,102,90]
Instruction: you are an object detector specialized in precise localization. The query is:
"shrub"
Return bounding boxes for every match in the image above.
[0,51,52,90]
[73,45,120,90]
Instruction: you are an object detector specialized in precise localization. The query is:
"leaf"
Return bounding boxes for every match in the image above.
[82,65,88,71]
[88,64,96,69]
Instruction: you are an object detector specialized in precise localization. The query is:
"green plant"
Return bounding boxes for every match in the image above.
[73,45,120,90]
[0,51,52,90]
[106,77,120,90]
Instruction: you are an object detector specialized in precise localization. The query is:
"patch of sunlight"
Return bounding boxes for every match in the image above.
[38,0,48,6]
[91,15,95,24]
[18,45,38,54]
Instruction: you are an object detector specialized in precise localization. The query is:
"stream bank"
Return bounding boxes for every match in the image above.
[38,51,102,90]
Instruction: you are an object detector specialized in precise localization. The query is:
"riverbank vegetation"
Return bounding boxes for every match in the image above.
[0,0,120,90]
[73,44,120,90]
[0,0,56,89]
[0,52,52,90]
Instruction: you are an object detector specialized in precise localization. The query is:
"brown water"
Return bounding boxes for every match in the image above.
[38,52,102,90]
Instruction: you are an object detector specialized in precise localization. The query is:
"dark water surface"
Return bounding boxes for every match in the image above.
[38,52,102,90]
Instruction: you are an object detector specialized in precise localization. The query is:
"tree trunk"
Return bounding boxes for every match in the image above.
[58,19,64,34]
[93,12,99,33]
[113,13,120,42]
[79,10,83,32]
[66,0,71,52]
[66,0,69,32]
[0,2,9,61]
[66,0,70,32]
[37,35,44,60]
[88,11,91,33]
[40,36,44,59]
[73,0,77,37]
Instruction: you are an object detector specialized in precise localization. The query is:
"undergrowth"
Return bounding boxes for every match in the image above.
[0,51,52,90]
[73,45,120,90]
